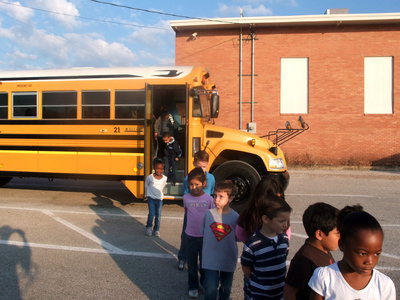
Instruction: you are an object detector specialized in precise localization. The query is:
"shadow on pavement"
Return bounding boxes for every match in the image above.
[90,193,188,299]
[0,226,34,300]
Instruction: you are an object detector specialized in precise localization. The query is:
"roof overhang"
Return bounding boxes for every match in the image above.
[170,12,400,32]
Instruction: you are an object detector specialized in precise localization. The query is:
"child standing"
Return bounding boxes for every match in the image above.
[236,176,290,243]
[178,150,215,270]
[144,159,168,237]
[184,167,214,298]
[162,132,182,185]
[284,202,340,300]
[241,195,292,300]
[308,206,396,300]
[202,180,238,300]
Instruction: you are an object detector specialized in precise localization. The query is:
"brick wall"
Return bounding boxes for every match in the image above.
[175,24,400,166]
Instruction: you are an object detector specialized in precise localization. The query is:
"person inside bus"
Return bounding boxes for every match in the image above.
[162,132,182,186]
[154,111,174,157]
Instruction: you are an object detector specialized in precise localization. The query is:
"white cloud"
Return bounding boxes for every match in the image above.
[128,20,174,50]
[126,21,175,66]
[64,33,138,67]
[13,50,37,60]
[218,3,273,16]
[0,1,34,22]
[30,0,80,28]
[137,50,174,66]
[0,23,138,69]
[232,0,297,5]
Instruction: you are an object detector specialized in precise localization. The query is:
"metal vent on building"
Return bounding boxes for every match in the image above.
[325,8,349,15]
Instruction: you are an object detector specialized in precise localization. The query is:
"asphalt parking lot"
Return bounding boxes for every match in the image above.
[0,169,399,299]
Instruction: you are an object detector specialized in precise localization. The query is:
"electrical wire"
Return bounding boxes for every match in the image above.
[0,0,169,30]
[87,0,240,25]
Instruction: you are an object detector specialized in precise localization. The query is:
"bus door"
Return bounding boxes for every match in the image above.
[148,84,188,198]
[144,84,154,186]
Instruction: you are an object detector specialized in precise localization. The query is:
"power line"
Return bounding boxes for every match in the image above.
[0,0,169,30]
[88,0,240,25]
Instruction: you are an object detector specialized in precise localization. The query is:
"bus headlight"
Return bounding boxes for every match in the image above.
[268,158,285,170]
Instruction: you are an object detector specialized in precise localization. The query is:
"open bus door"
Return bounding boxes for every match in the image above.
[146,84,188,199]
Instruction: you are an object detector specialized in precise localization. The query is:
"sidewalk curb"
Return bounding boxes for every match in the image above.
[288,168,400,178]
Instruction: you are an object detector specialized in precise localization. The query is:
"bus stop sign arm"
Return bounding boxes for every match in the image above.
[261,116,309,155]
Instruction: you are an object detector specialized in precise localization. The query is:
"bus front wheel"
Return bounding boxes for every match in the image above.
[213,160,261,212]
[0,177,12,187]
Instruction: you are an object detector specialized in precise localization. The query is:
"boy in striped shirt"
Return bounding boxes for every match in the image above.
[241,195,292,300]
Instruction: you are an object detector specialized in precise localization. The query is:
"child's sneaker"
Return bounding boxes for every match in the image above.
[145,227,152,236]
[178,260,185,271]
[153,231,160,237]
[188,289,198,298]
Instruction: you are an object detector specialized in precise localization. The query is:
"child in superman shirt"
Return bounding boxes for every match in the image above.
[201,180,239,300]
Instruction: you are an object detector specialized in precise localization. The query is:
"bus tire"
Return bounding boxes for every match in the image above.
[0,177,12,187]
[213,160,260,212]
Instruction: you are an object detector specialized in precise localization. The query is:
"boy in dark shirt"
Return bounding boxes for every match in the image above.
[162,132,182,186]
[284,202,339,300]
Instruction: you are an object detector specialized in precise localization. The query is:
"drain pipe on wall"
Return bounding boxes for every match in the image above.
[239,10,243,131]
[250,29,255,124]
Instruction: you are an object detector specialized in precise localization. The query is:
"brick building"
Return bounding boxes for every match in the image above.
[171,12,400,167]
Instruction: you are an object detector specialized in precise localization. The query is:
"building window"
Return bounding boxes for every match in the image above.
[13,92,37,118]
[115,90,145,119]
[280,58,308,114]
[82,91,110,119]
[0,93,7,119]
[364,57,393,114]
[42,91,77,119]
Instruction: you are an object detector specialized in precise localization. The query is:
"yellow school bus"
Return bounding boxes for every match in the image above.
[0,66,289,209]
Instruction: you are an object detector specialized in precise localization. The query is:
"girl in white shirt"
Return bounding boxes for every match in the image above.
[145,159,167,237]
[309,206,396,300]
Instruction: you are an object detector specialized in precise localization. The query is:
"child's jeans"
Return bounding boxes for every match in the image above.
[146,197,163,231]
[177,213,187,262]
[163,156,176,183]
[203,269,234,300]
[186,235,204,290]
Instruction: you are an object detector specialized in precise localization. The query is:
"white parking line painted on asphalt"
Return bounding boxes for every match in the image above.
[1,205,400,226]
[9,183,126,191]
[1,205,399,261]
[0,205,183,220]
[290,232,308,239]
[0,240,176,259]
[286,193,375,198]
[41,209,126,254]
[1,240,398,271]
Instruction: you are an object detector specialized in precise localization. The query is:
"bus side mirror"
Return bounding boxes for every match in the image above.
[211,94,219,118]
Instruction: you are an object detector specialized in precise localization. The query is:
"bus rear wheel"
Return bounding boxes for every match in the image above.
[212,160,261,213]
[0,177,12,187]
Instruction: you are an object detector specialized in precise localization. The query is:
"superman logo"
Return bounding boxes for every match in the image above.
[210,222,232,241]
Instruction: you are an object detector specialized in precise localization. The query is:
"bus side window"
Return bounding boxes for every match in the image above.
[82,91,110,119]
[12,92,37,118]
[115,90,145,119]
[42,91,77,119]
[0,93,7,119]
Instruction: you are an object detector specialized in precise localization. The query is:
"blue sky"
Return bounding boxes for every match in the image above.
[0,0,399,70]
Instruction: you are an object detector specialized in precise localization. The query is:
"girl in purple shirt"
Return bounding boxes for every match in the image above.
[183,167,214,298]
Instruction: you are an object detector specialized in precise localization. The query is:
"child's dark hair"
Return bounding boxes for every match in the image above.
[238,176,287,237]
[337,204,383,242]
[153,158,165,167]
[214,180,237,198]
[194,150,209,163]
[303,202,339,238]
[162,132,172,138]
[259,194,292,220]
[187,167,206,183]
